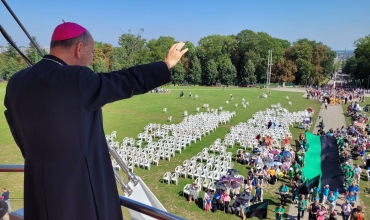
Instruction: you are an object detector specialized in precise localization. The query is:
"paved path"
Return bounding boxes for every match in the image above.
[286,102,362,220]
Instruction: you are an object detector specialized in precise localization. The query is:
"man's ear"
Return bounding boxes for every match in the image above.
[75,42,84,58]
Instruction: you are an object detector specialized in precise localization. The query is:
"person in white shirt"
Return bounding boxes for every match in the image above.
[341,200,352,220]
[354,164,362,185]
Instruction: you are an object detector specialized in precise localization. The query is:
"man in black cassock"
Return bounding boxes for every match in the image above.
[4,22,187,220]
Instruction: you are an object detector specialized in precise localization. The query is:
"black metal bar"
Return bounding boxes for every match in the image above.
[0,164,24,172]
[0,25,33,67]
[119,196,186,220]
[1,0,44,57]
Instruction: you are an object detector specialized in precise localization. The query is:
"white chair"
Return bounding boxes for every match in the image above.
[163,108,167,113]
[367,170,370,181]
[286,96,289,100]
[152,155,160,166]
[183,183,191,197]
[163,172,171,184]
[171,173,179,185]
[208,181,216,192]
[168,116,172,122]
[183,160,191,167]
[202,178,210,190]
[127,162,134,173]
[180,167,190,179]
[143,159,151,170]
[288,101,292,105]
[175,165,182,175]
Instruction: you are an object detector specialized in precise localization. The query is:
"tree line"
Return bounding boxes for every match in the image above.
[0,29,337,86]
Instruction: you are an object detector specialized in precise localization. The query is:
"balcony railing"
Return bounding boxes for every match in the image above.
[0,164,185,220]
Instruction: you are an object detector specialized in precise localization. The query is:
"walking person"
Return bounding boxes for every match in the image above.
[279,183,289,206]
[297,194,308,220]
[274,203,284,220]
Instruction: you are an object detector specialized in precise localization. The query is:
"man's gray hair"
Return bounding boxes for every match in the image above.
[50,31,90,49]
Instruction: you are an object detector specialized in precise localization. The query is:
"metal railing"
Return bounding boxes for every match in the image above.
[0,164,185,220]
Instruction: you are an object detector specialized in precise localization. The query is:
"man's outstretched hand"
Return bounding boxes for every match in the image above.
[164,42,188,69]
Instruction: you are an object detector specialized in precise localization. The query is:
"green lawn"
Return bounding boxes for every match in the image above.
[0,83,323,219]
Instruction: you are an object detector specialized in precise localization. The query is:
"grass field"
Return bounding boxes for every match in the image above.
[0,83,324,219]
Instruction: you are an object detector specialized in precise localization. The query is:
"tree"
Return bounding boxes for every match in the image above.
[342,56,357,76]
[240,59,255,85]
[202,59,218,85]
[187,55,201,85]
[272,59,297,83]
[4,43,19,59]
[118,29,148,66]
[353,35,370,80]
[219,56,237,86]
[295,58,313,85]
[171,63,185,85]
[92,58,108,73]
[147,36,175,62]
[3,57,20,80]
[26,36,45,64]
[197,35,237,65]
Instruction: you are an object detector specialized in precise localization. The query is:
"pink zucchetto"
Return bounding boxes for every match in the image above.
[51,22,86,41]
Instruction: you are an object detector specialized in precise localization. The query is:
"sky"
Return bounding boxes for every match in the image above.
[1,0,369,50]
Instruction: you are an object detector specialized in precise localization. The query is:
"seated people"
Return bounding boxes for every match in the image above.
[188,182,200,203]
[241,200,251,220]
[230,197,243,216]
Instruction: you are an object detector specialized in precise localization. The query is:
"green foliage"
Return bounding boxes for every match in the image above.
[342,56,357,76]
[219,56,237,85]
[118,29,148,66]
[171,63,185,85]
[92,57,108,73]
[147,36,176,62]
[3,57,20,80]
[353,35,370,80]
[4,43,19,59]
[187,55,202,85]
[197,35,237,65]
[295,58,313,85]
[26,36,42,64]
[202,59,218,85]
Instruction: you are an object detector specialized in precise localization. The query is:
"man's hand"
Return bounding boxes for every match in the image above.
[164,42,188,69]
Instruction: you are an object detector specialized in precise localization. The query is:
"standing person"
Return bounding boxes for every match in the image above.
[297,195,308,220]
[351,206,366,220]
[279,183,289,206]
[308,200,320,220]
[253,184,263,203]
[4,22,187,220]
[220,191,231,213]
[1,188,10,214]
[274,203,284,220]
[317,206,327,220]
[354,164,362,185]
[328,191,337,213]
[341,200,352,220]
[322,184,330,205]
[325,99,328,109]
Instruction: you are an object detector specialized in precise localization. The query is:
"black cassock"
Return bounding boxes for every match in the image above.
[4,55,170,220]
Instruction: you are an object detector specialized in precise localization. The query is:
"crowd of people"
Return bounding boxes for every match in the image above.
[179,82,370,219]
